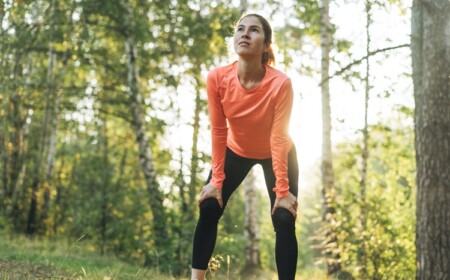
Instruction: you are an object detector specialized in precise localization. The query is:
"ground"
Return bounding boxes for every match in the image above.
[0,259,68,279]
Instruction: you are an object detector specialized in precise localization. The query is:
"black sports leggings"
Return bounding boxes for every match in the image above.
[192,146,299,280]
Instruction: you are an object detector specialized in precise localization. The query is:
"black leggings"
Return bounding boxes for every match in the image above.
[192,146,299,280]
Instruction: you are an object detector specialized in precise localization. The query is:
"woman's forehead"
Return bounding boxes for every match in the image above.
[238,16,262,27]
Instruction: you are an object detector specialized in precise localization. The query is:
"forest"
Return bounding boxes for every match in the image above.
[0,0,449,279]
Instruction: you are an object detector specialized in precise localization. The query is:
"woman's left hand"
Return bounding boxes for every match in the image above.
[271,193,298,219]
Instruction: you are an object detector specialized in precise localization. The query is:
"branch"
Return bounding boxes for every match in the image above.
[319,43,410,86]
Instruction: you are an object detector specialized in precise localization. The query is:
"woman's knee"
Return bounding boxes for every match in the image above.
[199,198,223,221]
[272,208,296,233]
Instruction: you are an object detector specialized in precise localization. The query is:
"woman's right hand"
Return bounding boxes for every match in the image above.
[198,183,223,208]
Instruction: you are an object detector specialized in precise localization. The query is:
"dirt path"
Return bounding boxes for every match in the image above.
[0,260,69,279]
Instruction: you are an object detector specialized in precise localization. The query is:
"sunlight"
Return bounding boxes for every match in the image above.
[162,1,412,192]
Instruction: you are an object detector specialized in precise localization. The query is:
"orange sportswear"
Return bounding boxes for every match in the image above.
[206,61,294,198]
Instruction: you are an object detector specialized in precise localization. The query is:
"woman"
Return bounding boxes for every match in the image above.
[191,13,299,280]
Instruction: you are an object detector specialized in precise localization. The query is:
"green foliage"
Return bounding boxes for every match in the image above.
[0,0,241,274]
[273,0,321,68]
[331,110,416,279]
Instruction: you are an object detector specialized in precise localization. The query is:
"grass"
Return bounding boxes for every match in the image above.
[0,233,327,280]
[0,234,176,279]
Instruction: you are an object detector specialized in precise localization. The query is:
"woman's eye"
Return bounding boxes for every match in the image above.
[252,28,259,32]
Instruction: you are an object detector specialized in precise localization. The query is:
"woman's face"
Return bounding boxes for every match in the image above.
[233,16,267,60]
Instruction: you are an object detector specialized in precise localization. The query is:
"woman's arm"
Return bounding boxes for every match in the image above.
[206,70,228,189]
[270,78,294,198]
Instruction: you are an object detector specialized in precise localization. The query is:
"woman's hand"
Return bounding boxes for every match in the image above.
[198,183,223,208]
[271,192,298,219]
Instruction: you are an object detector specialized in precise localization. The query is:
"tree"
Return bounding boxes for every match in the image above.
[120,0,170,265]
[333,117,416,279]
[26,0,60,235]
[411,0,450,279]
[358,0,372,276]
[243,169,261,272]
[319,0,342,275]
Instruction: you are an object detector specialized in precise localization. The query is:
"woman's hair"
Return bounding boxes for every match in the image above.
[237,13,275,66]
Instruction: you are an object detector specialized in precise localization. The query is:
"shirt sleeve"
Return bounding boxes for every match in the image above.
[271,78,294,198]
[206,69,227,188]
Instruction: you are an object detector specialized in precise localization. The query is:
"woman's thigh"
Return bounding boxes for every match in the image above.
[206,147,256,208]
[260,145,299,207]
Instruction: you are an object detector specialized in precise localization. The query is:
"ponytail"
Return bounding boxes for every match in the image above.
[262,47,275,66]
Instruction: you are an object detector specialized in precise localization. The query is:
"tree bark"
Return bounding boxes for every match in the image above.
[178,75,202,269]
[411,1,450,279]
[0,0,7,204]
[243,169,261,270]
[39,54,63,233]
[358,0,371,277]
[240,0,248,13]
[26,0,57,235]
[5,55,30,229]
[121,0,168,264]
[6,90,26,202]
[320,0,342,275]
[40,10,73,232]
[99,117,111,255]
[188,77,202,215]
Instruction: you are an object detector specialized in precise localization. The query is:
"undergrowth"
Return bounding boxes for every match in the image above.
[0,233,326,279]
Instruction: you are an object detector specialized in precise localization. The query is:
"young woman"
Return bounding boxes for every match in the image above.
[191,13,299,280]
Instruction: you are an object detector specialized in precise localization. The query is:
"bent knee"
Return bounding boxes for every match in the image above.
[199,198,223,221]
[272,208,295,233]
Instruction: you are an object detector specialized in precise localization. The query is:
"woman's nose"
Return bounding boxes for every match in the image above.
[241,30,250,38]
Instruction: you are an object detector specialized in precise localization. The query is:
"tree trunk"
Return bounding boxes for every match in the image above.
[358,0,371,277]
[6,91,26,202]
[99,117,110,255]
[188,77,202,215]
[240,0,248,13]
[243,169,261,270]
[2,50,30,217]
[52,142,67,235]
[39,58,61,233]
[178,75,203,269]
[319,0,342,275]
[40,17,72,232]
[0,112,7,209]
[411,1,450,279]
[122,0,168,265]
[0,2,8,204]
[26,0,57,235]
[6,57,30,229]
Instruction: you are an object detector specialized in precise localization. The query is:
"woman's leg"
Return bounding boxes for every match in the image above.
[261,145,299,280]
[191,148,255,273]
[191,269,206,280]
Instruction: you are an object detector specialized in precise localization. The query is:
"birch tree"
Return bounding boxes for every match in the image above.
[358,0,372,277]
[319,0,342,275]
[120,0,168,264]
[26,0,60,235]
[243,169,261,272]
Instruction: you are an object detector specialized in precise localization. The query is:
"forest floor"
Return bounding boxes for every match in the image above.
[0,233,327,280]
[0,233,177,279]
[0,259,66,279]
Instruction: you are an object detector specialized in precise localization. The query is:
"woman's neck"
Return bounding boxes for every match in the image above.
[237,60,265,89]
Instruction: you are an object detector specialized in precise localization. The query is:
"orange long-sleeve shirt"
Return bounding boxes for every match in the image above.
[207,62,294,198]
